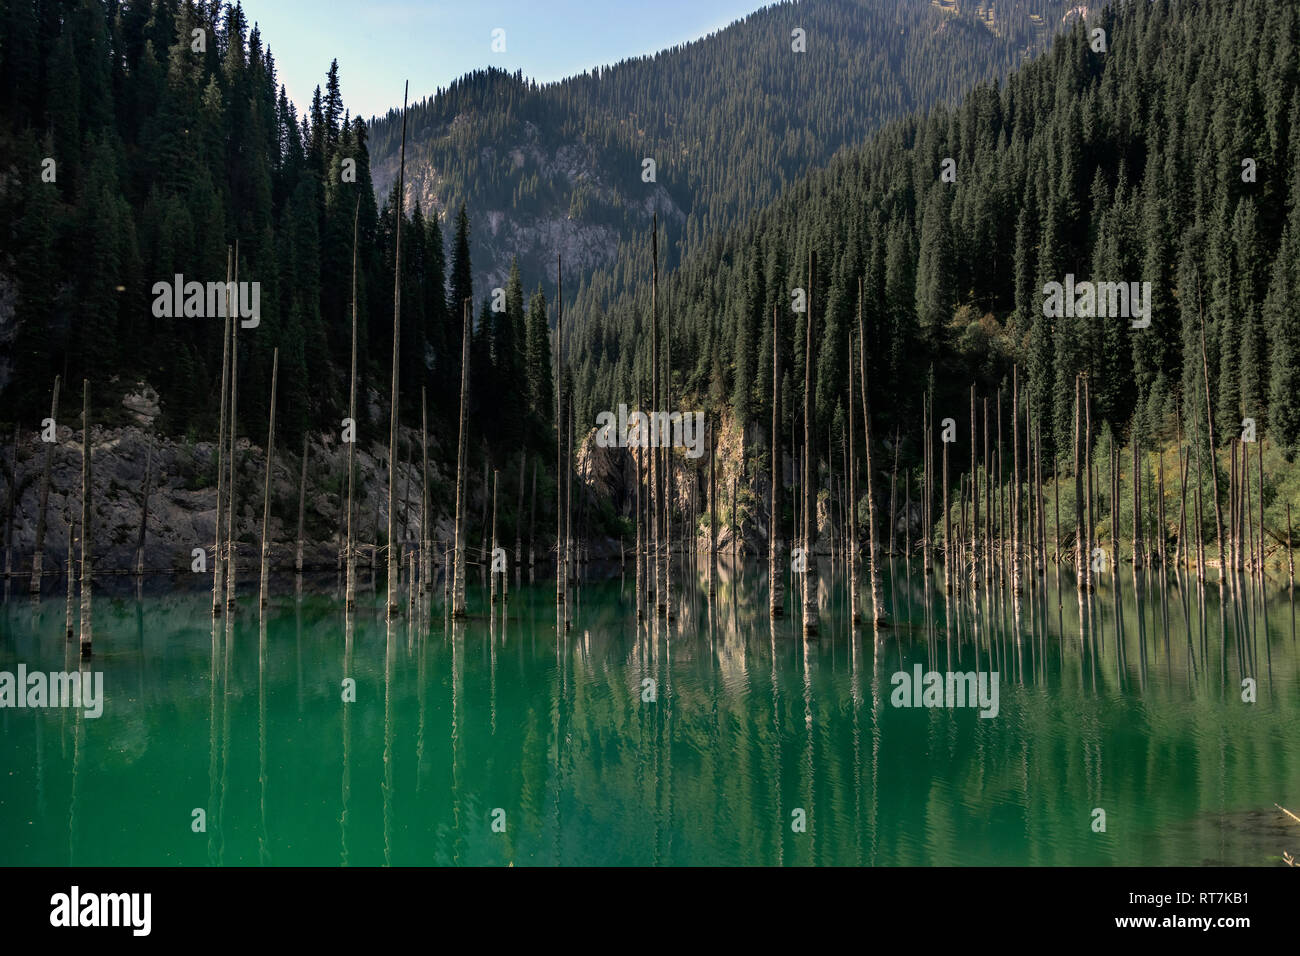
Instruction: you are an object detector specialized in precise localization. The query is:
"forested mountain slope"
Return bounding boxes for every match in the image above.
[367,0,1079,300]
[566,0,1300,474]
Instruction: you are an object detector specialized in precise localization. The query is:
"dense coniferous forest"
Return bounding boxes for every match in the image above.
[367,0,1078,301]
[0,0,559,466]
[564,0,1300,541]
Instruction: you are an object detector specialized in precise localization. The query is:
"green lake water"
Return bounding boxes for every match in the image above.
[1,560,1297,866]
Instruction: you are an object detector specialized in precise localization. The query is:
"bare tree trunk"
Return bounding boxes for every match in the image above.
[1054,452,1062,571]
[345,202,360,611]
[1110,436,1119,574]
[730,474,737,559]
[770,305,783,617]
[130,438,153,578]
[1158,451,1167,570]
[528,457,538,573]
[453,300,471,618]
[1011,364,1021,594]
[1132,438,1142,569]
[295,434,308,574]
[637,404,645,614]
[922,400,929,575]
[802,251,819,637]
[1176,441,1187,570]
[996,390,1003,578]
[491,468,500,604]
[408,549,416,620]
[942,425,951,591]
[983,400,991,584]
[1037,423,1047,580]
[890,427,900,557]
[1287,502,1294,590]
[970,385,978,590]
[213,250,233,614]
[556,253,566,609]
[1083,378,1093,586]
[1257,439,1265,579]
[857,282,884,625]
[709,416,717,596]
[480,457,490,572]
[904,470,911,560]
[386,81,409,618]
[422,388,431,592]
[1196,271,1224,574]
[514,452,525,581]
[1074,375,1084,588]
[260,349,279,607]
[226,244,240,610]
[848,328,859,624]
[1194,427,1205,583]
[1241,440,1251,575]
[3,425,18,585]
[650,216,664,616]
[31,375,60,593]
[79,381,92,657]
[565,394,573,628]
[665,299,674,619]
[65,520,75,638]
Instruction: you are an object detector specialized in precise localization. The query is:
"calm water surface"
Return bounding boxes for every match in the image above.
[1,560,1297,866]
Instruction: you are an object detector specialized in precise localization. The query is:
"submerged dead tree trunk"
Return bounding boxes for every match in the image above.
[802,251,819,637]
[528,458,538,572]
[260,349,279,607]
[65,520,74,638]
[1288,503,1295,589]
[636,399,645,614]
[1257,440,1265,579]
[213,249,233,616]
[770,305,783,617]
[1196,273,1225,573]
[295,435,308,573]
[514,452,525,580]
[1074,375,1084,588]
[709,416,717,597]
[556,254,565,610]
[3,425,18,584]
[135,437,153,575]
[226,244,240,610]
[857,282,885,626]
[491,468,500,604]
[31,375,60,593]
[386,81,409,618]
[452,300,471,618]
[345,202,360,611]
[848,329,859,624]
[1011,365,1021,594]
[79,381,91,658]
[665,298,674,619]
[651,217,665,616]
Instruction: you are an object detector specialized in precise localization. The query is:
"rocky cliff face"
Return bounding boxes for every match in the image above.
[374,116,684,301]
[0,391,457,588]
[569,410,845,560]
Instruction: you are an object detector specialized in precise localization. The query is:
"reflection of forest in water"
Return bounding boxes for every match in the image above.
[0,559,1296,866]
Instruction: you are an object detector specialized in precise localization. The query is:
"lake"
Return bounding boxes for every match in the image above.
[1,558,1296,866]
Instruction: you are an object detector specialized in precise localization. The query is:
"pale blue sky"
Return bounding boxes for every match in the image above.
[239,0,770,120]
